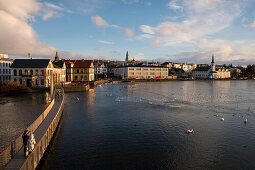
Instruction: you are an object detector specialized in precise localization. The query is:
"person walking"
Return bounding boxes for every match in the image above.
[27,132,36,154]
[22,130,29,156]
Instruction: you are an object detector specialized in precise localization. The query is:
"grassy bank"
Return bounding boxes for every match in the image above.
[0,81,31,96]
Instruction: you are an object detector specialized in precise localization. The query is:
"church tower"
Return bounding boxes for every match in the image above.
[125,51,129,62]
[210,54,216,79]
[211,54,215,72]
[55,51,59,61]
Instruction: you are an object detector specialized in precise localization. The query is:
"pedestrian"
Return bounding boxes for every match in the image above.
[22,130,29,156]
[27,131,36,154]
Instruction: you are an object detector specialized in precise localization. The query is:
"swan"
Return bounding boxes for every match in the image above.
[186,129,194,133]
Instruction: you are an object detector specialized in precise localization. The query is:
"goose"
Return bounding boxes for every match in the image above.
[186,129,194,133]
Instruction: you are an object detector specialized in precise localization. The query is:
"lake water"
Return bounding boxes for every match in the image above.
[0,92,50,152]
[38,80,255,169]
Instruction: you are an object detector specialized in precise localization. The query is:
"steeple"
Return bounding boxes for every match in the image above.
[125,51,129,62]
[55,51,59,61]
[211,54,214,64]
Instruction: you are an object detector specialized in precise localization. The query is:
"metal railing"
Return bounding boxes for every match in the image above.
[0,96,55,170]
[20,88,64,170]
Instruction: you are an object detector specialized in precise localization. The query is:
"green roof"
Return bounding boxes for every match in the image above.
[193,66,211,71]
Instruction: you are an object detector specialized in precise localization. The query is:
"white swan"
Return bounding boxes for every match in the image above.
[186,129,194,133]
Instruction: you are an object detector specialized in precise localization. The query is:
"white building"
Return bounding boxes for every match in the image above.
[112,66,169,79]
[11,59,66,88]
[192,55,231,79]
[0,54,13,85]
[95,63,107,75]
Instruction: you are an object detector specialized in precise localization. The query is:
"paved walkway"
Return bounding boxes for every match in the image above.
[4,96,63,170]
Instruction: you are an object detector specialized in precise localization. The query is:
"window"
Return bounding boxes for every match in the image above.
[36,79,39,85]
[25,70,28,75]
[3,69,5,74]
[81,76,83,80]
[129,68,134,70]
[0,69,1,74]
[41,79,44,85]
[75,76,78,80]
[77,69,79,73]
[48,70,50,76]
[35,70,38,75]
[41,70,44,76]
[19,70,22,76]
[14,69,17,76]
[30,70,33,75]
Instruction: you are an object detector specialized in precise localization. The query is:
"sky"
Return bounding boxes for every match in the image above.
[0,0,255,65]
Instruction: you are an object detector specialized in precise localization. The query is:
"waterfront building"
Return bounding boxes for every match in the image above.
[94,63,108,75]
[112,66,170,79]
[161,62,197,72]
[11,59,65,88]
[53,52,66,83]
[65,59,94,82]
[192,55,231,79]
[0,54,13,85]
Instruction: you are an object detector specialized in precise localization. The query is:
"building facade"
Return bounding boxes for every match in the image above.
[112,66,169,79]
[192,55,231,79]
[11,59,65,88]
[0,54,13,85]
[65,60,94,82]
[94,63,107,75]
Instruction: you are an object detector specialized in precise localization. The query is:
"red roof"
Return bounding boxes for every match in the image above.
[65,60,93,68]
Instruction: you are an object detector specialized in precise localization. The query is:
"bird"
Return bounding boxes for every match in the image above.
[186,129,194,133]
[221,118,224,121]
[244,118,248,124]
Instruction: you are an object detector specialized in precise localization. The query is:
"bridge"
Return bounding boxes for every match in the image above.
[0,88,65,170]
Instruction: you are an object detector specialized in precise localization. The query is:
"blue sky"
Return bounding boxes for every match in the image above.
[0,0,255,64]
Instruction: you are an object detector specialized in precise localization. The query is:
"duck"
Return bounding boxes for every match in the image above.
[186,129,194,133]
[244,118,248,124]
[221,118,224,121]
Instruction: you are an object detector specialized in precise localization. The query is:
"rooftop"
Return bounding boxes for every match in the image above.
[10,59,51,68]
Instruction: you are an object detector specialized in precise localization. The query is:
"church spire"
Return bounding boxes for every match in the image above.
[55,51,59,61]
[125,51,129,62]
[211,54,214,64]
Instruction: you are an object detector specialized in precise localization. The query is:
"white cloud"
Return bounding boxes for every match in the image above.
[122,0,139,5]
[168,0,182,11]
[135,34,154,40]
[124,28,135,36]
[0,0,57,57]
[98,40,114,45]
[91,16,108,27]
[152,39,164,46]
[139,25,155,34]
